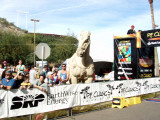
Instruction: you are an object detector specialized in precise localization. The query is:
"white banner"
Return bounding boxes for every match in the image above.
[8,89,47,117]
[1,77,160,118]
[0,90,8,118]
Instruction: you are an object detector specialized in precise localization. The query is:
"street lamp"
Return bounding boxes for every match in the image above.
[30,19,40,66]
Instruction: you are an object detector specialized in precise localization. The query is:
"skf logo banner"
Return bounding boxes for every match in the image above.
[141,29,160,47]
[10,94,45,110]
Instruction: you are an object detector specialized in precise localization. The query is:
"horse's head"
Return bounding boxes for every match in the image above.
[76,31,91,57]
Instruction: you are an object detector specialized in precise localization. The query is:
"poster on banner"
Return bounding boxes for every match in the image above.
[114,37,137,80]
[141,29,160,47]
[137,47,154,78]
[0,90,8,118]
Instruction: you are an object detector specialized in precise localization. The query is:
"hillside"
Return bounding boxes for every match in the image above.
[0,17,78,65]
[0,17,25,35]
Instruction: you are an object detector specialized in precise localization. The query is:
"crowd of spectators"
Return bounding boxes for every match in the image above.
[0,60,69,93]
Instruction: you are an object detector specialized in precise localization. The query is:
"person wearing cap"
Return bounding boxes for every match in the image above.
[0,70,15,90]
[127,25,136,34]
[3,61,7,70]
[44,71,53,86]
[33,73,48,93]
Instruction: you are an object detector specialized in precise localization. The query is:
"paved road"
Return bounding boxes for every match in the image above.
[58,101,160,120]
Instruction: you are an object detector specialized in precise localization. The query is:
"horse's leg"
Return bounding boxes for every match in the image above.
[71,76,78,84]
[85,77,93,83]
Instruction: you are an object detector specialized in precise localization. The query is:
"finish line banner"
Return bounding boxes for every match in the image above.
[1,78,160,118]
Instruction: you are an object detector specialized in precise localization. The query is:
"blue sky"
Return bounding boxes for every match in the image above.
[0,0,160,62]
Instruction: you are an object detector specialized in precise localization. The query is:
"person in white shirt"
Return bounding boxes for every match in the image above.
[44,71,53,87]
[29,65,37,84]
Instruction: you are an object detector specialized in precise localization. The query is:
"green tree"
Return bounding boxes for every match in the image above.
[34,34,78,64]
[0,31,33,65]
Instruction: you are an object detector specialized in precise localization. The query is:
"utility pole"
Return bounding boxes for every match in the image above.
[148,0,159,77]
[30,19,40,66]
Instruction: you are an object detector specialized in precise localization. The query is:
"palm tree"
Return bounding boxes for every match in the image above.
[148,0,155,29]
[148,0,159,77]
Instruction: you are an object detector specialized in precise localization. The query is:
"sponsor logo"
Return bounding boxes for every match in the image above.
[10,94,45,110]
[139,58,153,68]
[147,31,160,39]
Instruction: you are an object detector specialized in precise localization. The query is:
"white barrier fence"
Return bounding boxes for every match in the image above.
[1,77,160,118]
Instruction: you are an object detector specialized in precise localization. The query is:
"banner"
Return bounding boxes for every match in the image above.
[137,47,155,78]
[1,78,160,118]
[114,37,137,80]
[141,29,160,47]
[8,89,47,117]
[0,90,8,118]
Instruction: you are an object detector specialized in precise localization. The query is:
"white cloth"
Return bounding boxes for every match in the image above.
[29,69,37,84]
[104,71,114,81]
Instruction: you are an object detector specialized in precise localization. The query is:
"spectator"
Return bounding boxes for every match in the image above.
[1,69,7,80]
[43,65,49,77]
[52,65,56,73]
[16,60,26,73]
[52,65,58,73]
[58,64,69,85]
[29,65,37,84]
[44,71,53,87]
[0,64,5,79]
[127,25,136,34]
[3,61,7,70]
[53,70,59,85]
[33,73,48,93]
[25,65,30,73]
[10,64,15,73]
[0,70,15,90]
[20,76,32,89]
[24,71,29,77]
[14,72,24,89]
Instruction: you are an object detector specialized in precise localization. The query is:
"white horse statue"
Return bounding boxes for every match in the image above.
[68,31,94,84]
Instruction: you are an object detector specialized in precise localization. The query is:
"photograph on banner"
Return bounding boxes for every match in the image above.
[118,46,131,62]
[137,47,154,78]
[141,29,160,47]
[0,90,8,118]
[114,37,137,80]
